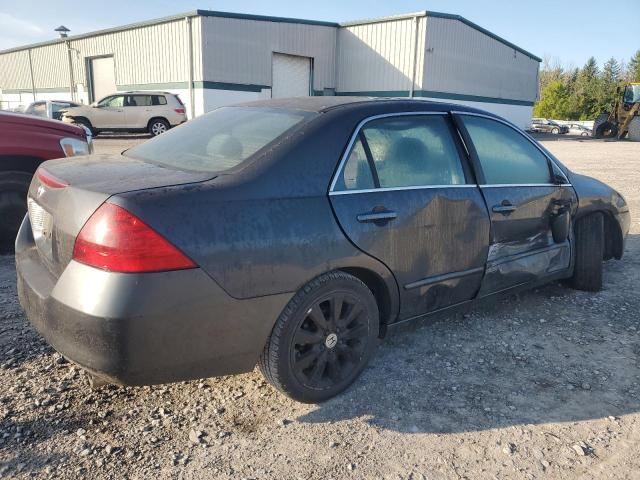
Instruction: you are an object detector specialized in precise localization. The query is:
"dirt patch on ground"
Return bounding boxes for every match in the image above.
[1,138,638,479]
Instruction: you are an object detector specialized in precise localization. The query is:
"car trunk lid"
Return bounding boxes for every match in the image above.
[26,154,214,277]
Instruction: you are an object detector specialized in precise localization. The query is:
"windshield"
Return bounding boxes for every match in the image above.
[125,107,313,173]
[623,84,640,104]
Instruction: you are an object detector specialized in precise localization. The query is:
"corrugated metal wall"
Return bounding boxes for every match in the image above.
[0,17,202,93]
[423,16,539,102]
[201,17,337,90]
[0,50,33,90]
[337,17,425,93]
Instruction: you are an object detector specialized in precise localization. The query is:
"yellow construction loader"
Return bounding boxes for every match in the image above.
[592,82,640,141]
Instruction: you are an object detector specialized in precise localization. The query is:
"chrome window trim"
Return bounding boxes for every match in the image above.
[328,111,468,193]
[329,184,477,196]
[451,110,572,185]
[479,183,573,188]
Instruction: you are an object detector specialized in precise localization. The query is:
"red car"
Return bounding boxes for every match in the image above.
[0,111,92,251]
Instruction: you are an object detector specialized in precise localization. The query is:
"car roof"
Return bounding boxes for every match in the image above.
[118,91,174,96]
[235,96,496,117]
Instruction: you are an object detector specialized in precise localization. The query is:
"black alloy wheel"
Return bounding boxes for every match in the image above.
[259,271,379,403]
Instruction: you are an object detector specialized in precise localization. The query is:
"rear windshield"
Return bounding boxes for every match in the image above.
[125,107,312,173]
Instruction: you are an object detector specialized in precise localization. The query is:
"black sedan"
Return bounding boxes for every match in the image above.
[16,98,630,403]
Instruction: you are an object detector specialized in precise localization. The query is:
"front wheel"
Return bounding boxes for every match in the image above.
[148,119,169,136]
[0,171,31,253]
[259,271,379,403]
[551,127,559,134]
[567,213,604,292]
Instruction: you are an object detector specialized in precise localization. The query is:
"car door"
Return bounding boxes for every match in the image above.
[93,95,126,128]
[329,112,490,320]
[125,94,153,129]
[454,112,577,296]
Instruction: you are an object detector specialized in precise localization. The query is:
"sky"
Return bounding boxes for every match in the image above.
[0,0,637,69]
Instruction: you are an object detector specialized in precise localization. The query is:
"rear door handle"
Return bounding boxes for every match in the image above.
[357,210,397,224]
[492,203,517,214]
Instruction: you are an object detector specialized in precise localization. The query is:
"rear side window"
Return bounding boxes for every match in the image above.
[127,95,152,107]
[125,107,312,173]
[152,95,167,106]
[364,115,465,188]
[460,115,551,185]
[333,138,375,191]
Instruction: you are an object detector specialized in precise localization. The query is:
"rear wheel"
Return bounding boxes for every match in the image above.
[0,171,31,253]
[259,271,379,403]
[628,116,640,142]
[148,118,169,136]
[567,213,604,292]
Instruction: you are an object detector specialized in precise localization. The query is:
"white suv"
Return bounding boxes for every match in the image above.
[61,91,187,136]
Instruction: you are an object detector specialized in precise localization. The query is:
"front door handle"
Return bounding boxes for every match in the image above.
[357,210,397,224]
[492,202,517,214]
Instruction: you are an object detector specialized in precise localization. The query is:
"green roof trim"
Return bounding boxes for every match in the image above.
[195,10,338,27]
[336,90,535,106]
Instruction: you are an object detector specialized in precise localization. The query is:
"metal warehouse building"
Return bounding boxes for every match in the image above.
[0,10,541,128]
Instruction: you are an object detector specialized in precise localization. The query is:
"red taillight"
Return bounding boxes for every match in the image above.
[37,167,68,189]
[174,107,186,114]
[73,203,197,273]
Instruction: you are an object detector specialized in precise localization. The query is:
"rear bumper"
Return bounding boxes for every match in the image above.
[16,218,292,385]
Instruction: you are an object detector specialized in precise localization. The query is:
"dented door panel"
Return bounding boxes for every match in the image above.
[477,185,577,295]
[330,186,490,320]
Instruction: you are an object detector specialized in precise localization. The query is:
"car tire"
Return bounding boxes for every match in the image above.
[567,213,604,292]
[148,118,170,136]
[551,127,559,134]
[259,271,379,403]
[628,116,640,142]
[0,171,31,253]
[72,117,97,137]
[581,132,589,137]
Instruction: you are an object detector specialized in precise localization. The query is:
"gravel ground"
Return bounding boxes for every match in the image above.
[1,136,639,479]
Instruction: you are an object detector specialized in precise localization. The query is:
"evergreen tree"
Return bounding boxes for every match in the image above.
[600,57,621,111]
[574,57,601,120]
[628,50,640,82]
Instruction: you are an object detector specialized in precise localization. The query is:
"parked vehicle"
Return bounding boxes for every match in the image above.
[61,91,187,136]
[0,111,91,252]
[567,123,592,136]
[592,82,640,141]
[530,118,569,134]
[16,98,629,402]
[24,100,82,120]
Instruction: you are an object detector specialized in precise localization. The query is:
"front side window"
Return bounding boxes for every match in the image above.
[460,115,551,185]
[126,107,311,173]
[99,96,124,108]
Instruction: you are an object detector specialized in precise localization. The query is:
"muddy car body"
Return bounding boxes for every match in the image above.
[16,98,630,402]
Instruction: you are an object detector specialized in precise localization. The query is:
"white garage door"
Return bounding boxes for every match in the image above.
[91,56,116,102]
[272,53,311,98]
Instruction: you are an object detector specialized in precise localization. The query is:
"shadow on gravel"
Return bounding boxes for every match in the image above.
[299,235,640,434]
[0,415,84,477]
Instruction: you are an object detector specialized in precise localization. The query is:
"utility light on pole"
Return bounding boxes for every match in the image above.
[54,25,70,38]
[54,26,75,101]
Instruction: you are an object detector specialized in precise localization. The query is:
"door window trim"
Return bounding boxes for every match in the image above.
[452,111,572,187]
[329,111,474,195]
